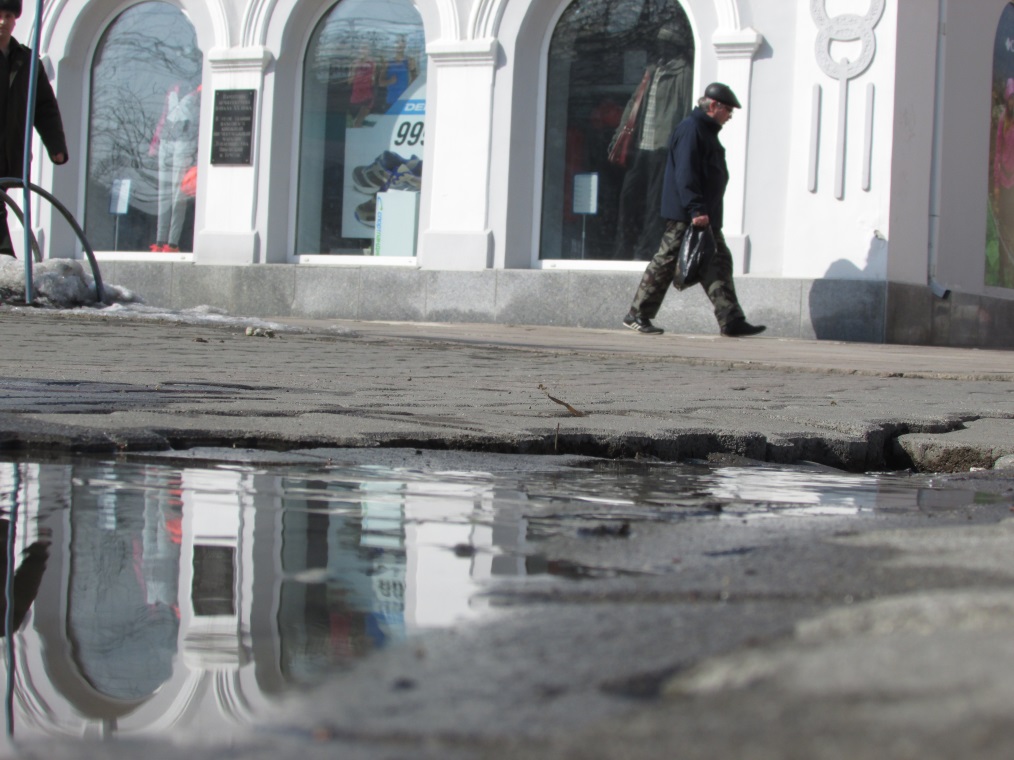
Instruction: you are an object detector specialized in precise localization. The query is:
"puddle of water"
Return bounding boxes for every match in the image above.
[0,452,1003,744]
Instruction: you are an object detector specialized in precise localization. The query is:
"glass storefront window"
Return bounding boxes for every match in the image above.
[540,0,694,261]
[987,2,1014,289]
[85,2,203,254]
[296,0,426,256]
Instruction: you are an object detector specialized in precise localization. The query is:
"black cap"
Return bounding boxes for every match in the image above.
[0,0,21,18]
[704,82,741,109]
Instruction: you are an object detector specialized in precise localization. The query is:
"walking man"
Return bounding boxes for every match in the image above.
[623,83,764,337]
[0,0,68,257]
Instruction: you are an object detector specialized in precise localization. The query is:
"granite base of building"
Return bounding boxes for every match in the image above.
[95,262,1014,349]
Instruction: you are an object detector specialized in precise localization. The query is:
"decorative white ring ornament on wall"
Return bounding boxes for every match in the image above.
[808,0,885,199]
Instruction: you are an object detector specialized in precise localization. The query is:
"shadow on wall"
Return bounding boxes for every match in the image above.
[808,232,888,342]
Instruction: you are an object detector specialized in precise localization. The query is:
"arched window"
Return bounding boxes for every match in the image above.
[540,0,693,261]
[84,2,203,253]
[296,0,426,256]
[988,2,1014,289]
[67,464,181,701]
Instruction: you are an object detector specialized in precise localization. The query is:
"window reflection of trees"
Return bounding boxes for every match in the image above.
[85,2,201,251]
[66,464,182,702]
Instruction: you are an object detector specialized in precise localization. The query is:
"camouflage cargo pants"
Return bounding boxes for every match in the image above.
[629,220,745,329]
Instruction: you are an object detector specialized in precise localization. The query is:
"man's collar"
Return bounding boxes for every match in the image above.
[0,36,20,57]
[693,106,723,132]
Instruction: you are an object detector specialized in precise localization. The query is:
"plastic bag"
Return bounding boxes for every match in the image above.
[673,225,714,291]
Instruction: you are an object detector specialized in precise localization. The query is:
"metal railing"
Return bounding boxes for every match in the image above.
[0,179,105,304]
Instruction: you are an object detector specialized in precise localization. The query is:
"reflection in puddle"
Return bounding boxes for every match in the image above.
[0,453,996,743]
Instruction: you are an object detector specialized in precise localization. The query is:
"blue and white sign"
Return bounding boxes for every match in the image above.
[343,75,425,241]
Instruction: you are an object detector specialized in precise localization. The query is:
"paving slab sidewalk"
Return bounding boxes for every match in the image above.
[0,309,1011,471]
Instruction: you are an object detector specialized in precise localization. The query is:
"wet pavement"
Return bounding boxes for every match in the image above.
[0,307,1013,759]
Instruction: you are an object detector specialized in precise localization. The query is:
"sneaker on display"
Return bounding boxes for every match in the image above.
[352,150,408,194]
[403,155,422,175]
[384,165,422,192]
[355,197,376,226]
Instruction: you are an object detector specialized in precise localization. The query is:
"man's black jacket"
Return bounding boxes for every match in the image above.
[660,106,728,230]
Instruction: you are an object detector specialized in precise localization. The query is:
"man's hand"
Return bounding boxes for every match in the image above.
[691,214,710,227]
[51,152,67,165]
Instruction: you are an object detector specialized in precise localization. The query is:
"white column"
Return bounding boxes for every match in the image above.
[713,27,763,272]
[419,39,498,270]
[194,47,272,265]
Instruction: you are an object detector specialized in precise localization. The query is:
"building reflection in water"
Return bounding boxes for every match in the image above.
[0,459,527,742]
[0,456,955,743]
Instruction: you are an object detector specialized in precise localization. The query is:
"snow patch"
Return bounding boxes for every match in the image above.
[0,258,136,307]
[0,259,314,334]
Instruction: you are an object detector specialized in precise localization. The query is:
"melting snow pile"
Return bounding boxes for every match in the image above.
[98,302,303,333]
[0,258,310,334]
[0,258,137,307]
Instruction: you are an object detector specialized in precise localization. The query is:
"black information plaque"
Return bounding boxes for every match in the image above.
[211,89,256,165]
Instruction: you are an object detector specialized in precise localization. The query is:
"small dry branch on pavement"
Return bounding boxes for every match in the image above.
[538,384,587,417]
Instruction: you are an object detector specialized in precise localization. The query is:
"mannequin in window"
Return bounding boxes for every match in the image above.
[348,42,376,128]
[993,77,1014,286]
[612,33,692,260]
[148,83,201,253]
[379,36,418,110]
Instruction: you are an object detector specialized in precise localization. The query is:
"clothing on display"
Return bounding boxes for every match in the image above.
[612,56,692,260]
[149,84,201,252]
[608,66,652,167]
[383,58,413,107]
[381,37,417,110]
[994,85,1014,283]
[349,47,376,128]
[350,61,375,107]
[180,165,197,198]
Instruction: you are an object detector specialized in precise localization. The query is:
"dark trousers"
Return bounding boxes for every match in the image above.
[0,156,13,256]
[629,220,745,329]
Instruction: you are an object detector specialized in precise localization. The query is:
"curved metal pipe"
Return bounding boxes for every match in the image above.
[0,187,42,263]
[0,178,105,304]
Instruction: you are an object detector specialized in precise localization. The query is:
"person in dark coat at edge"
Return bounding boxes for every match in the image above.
[623,82,765,337]
[0,0,68,257]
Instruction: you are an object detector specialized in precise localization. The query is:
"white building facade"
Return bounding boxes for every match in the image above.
[16,0,1014,346]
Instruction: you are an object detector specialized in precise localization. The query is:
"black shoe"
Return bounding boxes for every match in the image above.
[623,313,664,335]
[721,319,766,337]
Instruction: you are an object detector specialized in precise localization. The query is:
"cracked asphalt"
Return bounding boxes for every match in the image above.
[2,306,1014,760]
[0,308,1011,472]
